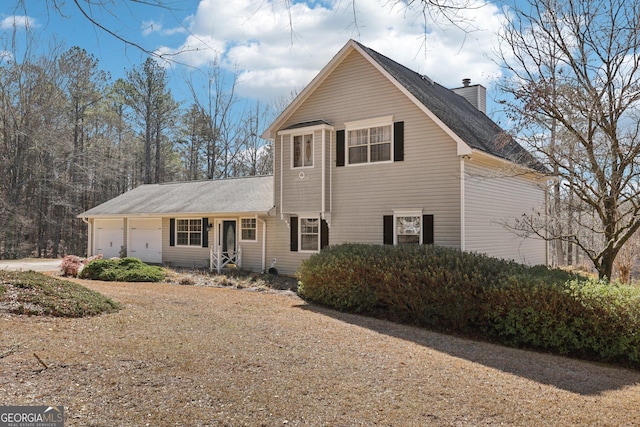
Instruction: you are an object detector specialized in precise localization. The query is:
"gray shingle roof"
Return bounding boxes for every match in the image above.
[355,41,547,173]
[78,175,274,217]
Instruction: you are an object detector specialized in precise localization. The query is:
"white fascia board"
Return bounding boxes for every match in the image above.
[468,149,549,181]
[261,41,358,140]
[277,122,334,136]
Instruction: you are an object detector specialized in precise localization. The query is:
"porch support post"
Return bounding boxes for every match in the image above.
[217,245,222,274]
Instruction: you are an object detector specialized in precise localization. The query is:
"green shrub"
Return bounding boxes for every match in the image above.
[297,243,640,367]
[80,257,165,282]
[0,271,121,317]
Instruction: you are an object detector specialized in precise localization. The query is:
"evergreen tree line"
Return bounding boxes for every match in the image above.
[0,46,274,259]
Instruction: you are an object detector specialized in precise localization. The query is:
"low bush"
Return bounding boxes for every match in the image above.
[80,257,165,282]
[297,243,640,367]
[0,271,121,317]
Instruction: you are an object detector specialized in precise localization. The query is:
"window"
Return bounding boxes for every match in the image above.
[176,219,202,246]
[300,217,320,251]
[396,215,421,244]
[384,213,433,245]
[293,134,313,168]
[240,218,257,241]
[348,125,391,164]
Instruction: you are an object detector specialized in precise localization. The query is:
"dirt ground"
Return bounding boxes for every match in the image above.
[1,277,640,426]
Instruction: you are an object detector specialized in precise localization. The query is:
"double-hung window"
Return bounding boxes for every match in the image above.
[299,217,320,252]
[395,215,421,244]
[176,219,202,246]
[240,218,257,241]
[346,116,393,165]
[293,133,313,168]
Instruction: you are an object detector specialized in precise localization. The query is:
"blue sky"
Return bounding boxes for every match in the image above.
[1,0,512,121]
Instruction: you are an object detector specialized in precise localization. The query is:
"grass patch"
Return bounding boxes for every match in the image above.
[0,270,121,317]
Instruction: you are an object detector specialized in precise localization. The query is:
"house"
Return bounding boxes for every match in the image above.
[78,40,549,275]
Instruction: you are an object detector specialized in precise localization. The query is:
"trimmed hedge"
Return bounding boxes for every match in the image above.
[297,244,640,367]
[80,257,165,282]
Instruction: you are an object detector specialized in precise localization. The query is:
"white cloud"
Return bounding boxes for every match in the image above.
[159,0,507,104]
[142,19,187,37]
[0,15,37,30]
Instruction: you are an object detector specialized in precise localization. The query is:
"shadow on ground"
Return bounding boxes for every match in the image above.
[297,303,640,396]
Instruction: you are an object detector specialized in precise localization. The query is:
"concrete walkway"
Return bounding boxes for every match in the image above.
[0,259,62,272]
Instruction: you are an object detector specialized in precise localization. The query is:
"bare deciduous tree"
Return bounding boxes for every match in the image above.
[496,0,640,280]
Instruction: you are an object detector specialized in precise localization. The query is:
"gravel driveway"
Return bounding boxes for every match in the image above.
[0,259,61,272]
[1,277,639,426]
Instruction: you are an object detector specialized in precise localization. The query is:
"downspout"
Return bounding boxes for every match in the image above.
[329,129,333,215]
[260,217,267,273]
[321,129,326,215]
[81,217,91,257]
[460,156,466,251]
[279,133,284,220]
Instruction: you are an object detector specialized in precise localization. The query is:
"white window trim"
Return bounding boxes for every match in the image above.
[239,217,258,242]
[290,132,314,170]
[393,209,423,245]
[175,218,203,247]
[298,215,321,253]
[344,115,394,166]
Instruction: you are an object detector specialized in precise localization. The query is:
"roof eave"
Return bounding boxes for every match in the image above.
[78,209,275,219]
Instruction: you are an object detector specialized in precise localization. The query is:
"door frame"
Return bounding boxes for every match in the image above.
[214,218,237,254]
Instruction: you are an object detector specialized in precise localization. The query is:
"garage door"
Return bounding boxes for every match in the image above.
[94,219,124,259]
[128,218,162,264]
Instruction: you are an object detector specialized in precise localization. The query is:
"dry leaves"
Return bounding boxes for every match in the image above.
[1,277,639,426]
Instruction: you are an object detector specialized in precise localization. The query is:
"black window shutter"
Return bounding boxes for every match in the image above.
[202,218,209,247]
[423,214,434,245]
[169,218,175,247]
[290,216,298,252]
[336,130,345,167]
[321,219,329,249]
[394,121,404,162]
[383,215,393,245]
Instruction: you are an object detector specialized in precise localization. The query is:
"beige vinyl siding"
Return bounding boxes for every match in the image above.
[464,159,547,265]
[280,129,325,214]
[161,216,266,271]
[162,217,210,268]
[264,215,309,275]
[270,49,463,273]
[291,48,460,247]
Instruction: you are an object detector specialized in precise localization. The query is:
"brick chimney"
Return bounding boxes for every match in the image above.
[451,78,486,114]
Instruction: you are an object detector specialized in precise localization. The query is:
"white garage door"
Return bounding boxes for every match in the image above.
[94,219,124,259]
[128,218,162,264]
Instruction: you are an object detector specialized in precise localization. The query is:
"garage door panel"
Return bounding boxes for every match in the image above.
[129,219,162,264]
[94,219,124,259]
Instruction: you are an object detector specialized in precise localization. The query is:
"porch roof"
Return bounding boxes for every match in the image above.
[78,175,274,218]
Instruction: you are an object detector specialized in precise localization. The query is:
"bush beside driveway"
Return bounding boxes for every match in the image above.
[1,278,639,426]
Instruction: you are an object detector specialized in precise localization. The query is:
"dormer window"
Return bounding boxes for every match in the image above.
[293,134,313,168]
